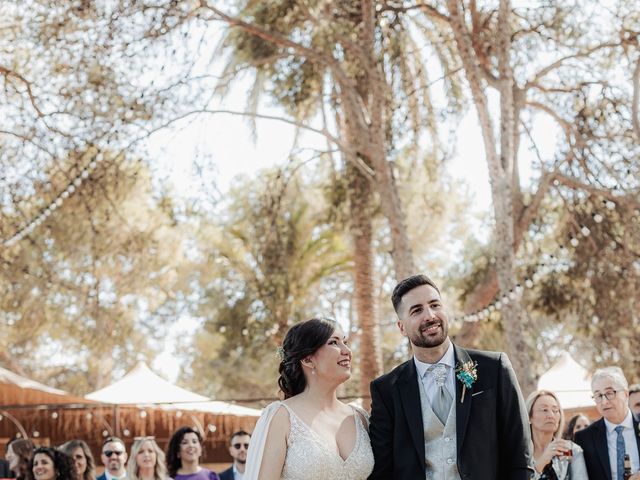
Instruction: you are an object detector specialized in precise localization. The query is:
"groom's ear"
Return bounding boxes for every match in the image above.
[396,319,407,337]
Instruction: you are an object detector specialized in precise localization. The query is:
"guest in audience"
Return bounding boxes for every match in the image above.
[97,437,127,480]
[6,440,35,480]
[1,443,16,479]
[166,427,218,480]
[0,458,13,480]
[126,437,169,480]
[575,367,640,480]
[27,447,76,480]
[563,414,591,442]
[59,440,95,480]
[219,431,250,480]
[629,384,640,420]
[527,390,588,479]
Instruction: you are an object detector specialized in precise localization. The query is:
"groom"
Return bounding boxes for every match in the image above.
[369,274,534,479]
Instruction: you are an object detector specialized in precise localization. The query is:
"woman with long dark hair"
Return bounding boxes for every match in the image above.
[166,427,218,480]
[244,318,373,480]
[562,414,590,442]
[26,447,76,480]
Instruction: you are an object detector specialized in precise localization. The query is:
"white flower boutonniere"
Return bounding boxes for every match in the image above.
[455,360,478,403]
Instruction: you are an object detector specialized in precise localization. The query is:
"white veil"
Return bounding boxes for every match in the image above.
[243,401,283,480]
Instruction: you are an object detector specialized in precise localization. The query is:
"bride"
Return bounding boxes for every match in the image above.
[244,318,374,480]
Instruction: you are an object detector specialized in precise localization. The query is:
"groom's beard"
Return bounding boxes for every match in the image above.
[410,320,448,348]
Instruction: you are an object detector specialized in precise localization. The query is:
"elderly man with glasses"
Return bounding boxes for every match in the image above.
[97,436,128,480]
[219,431,251,480]
[575,367,640,480]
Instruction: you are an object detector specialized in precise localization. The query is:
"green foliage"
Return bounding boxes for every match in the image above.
[181,166,352,399]
[0,153,189,393]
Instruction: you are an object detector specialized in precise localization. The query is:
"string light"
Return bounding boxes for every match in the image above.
[453,194,622,323]
[2,151,103,247]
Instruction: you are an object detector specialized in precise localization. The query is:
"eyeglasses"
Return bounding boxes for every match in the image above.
[232,443,249,450]
[592,390,621,403]
[103,451,125,458]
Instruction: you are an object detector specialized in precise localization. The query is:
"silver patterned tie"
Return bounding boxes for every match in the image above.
[429,363,452,424]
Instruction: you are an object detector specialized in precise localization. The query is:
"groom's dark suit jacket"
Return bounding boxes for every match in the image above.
[574,415,640,480]
[368,344,534,480]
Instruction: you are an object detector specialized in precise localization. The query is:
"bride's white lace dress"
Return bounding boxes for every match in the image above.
[244,401,374,480]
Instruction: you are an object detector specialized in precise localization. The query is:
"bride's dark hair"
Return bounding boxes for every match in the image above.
[278,317,336,398]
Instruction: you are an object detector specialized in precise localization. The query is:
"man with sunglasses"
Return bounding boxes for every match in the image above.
[219,431,251,480]
[575,367,640,480]
[97,437,128,480]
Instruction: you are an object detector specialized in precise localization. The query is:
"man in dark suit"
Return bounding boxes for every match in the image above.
[629,384,640,422]
[575,367,640,480]
[369,274,534,480]
[219,431,251,480]
[96,437,127,480]
[0,458,14,479]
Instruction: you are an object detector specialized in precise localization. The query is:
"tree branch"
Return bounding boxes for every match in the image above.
[528,42,620,87]
[138,108,375,179]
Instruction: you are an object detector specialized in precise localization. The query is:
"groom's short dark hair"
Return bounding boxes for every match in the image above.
[391,274,440,313]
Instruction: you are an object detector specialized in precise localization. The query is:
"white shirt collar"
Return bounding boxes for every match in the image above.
[413,340,455,379]
[105,472,126,480]
[604,408,634,434]
[233,464,244,479]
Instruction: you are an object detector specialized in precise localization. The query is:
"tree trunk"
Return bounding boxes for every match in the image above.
[445,0,536,395]
[347,163,382,396]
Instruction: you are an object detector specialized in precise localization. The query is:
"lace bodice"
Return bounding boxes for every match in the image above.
[279,403,374,480]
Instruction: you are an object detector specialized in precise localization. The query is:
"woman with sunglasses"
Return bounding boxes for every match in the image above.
[127,437,170,480]
[166,427,219,480]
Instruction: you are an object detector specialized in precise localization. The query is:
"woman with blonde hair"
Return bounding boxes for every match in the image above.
[59,439,95,480]
[127,438,171,480]
[526,390,588,479]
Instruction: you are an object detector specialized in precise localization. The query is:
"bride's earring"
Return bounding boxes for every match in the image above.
[303,359,315,374]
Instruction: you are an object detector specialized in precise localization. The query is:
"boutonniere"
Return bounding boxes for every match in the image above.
[455,360,478,402]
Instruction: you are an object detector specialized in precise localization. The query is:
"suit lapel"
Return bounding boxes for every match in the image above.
[593,418,612,480]
[453,344,472,456]
[397,360,426,466]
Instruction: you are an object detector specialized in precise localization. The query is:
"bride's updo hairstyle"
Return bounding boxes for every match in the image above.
[278,317,336,398]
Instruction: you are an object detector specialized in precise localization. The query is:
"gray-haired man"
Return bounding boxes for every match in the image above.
[575,367,640,480]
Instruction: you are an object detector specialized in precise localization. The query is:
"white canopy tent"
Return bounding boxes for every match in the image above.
[0,365,69,395]
[537,352,594,410]
[86,361,260,416]
[0,365,90,405]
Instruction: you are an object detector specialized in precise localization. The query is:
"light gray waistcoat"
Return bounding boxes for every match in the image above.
[417,375,462,480]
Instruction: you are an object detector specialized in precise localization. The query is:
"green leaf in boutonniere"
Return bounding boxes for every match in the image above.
[455,360,478,403]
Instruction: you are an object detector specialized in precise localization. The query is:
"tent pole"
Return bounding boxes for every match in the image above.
[114,404,120,436]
